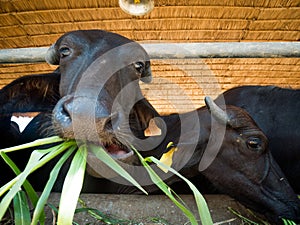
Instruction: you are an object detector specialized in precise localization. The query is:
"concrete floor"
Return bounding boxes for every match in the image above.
[44,194,266,224]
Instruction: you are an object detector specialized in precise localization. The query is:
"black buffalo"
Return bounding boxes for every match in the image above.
[0,114,21,186]
[0,115,20,149]
[215,86,300,193]
[0,30,299,224]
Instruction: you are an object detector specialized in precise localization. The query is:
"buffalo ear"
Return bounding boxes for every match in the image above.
[0,72,60,114]
[45,44,60,65]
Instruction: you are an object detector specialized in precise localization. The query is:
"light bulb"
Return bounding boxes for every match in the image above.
[119,0,154,16]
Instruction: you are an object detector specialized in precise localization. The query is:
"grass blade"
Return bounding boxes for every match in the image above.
[0,151,39,202]
[148,156,213,225]
[282,218,297,225]
[1,152,45,224]
[57,145,87,225]
[75,208,131,224]
[0,141,74,221]
[76,198,133,224]
[0,144,64,198]
[0,176,19,197]
[13,191,31,225]
[0,136,64,153]
[88,144,147,195]
[227,207,260,225]
[0,149,48,220]
[131,146,199,225]
[31,146,77,225]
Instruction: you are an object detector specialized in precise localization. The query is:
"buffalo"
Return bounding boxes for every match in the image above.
[215,85,300,193]
[0,30,299,224]
[0,115,20,149]
[0,114,21,186]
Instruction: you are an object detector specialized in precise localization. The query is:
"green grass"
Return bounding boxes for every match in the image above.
[0,137,297,225]
[131,145,213,225]
[0,137,213,225]
[282,218,298,225]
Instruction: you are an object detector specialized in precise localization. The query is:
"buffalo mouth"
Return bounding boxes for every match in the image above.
[85,139,139,179]
[86,134,138,163]
[102,142,134,160]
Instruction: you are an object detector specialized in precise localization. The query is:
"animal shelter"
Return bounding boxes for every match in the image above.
[0,1,299,224]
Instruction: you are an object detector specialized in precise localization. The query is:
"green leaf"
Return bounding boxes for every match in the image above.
[131,146,200,225]
[0,136,64,153]
[0,149,48,220]
[47,203,59,215]
[0,176,18,197]
[57,145,87,225]
[0,141,74,221]
[228,207,260,225]
[132,145,214,225]
[75,207,130,224]
[31,146,77,225]
[1,152,45,224]
[282,218,297,225]
[13,190,31,225]
[148,156,213,225]
[88,144,147,195]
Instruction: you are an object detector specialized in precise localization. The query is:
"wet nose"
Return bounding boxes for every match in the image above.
[53,95,119,139]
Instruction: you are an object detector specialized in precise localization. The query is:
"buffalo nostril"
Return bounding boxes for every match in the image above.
[53,95,74,130]
[62,98,73,120]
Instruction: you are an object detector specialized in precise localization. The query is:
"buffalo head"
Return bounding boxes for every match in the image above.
[45,30,160,160]
[201,97,300,224]
[1,30,299,224]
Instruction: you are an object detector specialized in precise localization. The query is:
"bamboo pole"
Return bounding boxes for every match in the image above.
[0,42,299,64]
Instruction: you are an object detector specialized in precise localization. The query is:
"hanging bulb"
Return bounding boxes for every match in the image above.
[119,0,154,16]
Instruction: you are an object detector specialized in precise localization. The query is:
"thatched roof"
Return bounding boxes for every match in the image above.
[1,0,299,48]
[0,0,299,113]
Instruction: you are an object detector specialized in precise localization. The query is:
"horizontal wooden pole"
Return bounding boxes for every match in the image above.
[144,42,300,59]
[0,47,48,64]
[0,42,299,64]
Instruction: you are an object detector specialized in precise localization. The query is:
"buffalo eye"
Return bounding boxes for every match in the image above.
[246,137,263,151]
[59,47,71,58]
[134,62,145,74]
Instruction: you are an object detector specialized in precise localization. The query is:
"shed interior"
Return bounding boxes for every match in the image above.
[1,0,299,114]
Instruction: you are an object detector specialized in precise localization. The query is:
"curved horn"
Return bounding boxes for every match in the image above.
[205,96,230,125]
[45,44,60,65]
[140,61,152,83]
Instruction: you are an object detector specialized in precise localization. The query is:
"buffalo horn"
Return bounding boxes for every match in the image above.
[204,96,230,125]
[45,44,60,65]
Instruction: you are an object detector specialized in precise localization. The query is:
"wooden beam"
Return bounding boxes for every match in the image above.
[0,47,48,64]
[0,42,299,64]
[144,42,300,59]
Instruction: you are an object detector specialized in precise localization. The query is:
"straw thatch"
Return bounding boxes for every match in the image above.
[1,0,299,48]
[0,0,299,113]
[1,57,299,114]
